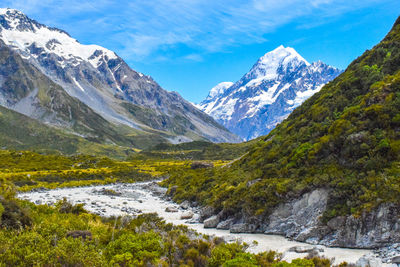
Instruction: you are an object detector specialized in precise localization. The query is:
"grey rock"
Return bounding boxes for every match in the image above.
[200,206,215,222]
[288,245,324,253]
[165,207,178,213]
[180,200,191,210]
[180,211,194,220]
[265,188,328,239]
[204,215,220,228]
[391,256,400,264]
[217,218,235,230]
[356,254,382,267]
[230,223,258,233]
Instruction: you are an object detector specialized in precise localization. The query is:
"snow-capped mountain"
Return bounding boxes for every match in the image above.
[199,45,342,140]
[0,8,240,145]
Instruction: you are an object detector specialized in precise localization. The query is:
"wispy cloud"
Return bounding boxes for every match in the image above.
[2,0,390,62]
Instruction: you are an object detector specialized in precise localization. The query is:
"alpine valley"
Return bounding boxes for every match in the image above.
[199,46,342,140]
[0,5,400,267]
[0,8,239,156]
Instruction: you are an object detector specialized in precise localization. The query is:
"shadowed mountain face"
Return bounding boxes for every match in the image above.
[199,46,342,140]
[0,8,240,146]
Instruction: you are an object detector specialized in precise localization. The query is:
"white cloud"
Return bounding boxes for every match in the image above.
[1,0,390,61]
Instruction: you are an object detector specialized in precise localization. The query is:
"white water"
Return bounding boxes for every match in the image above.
[18,182,371,264]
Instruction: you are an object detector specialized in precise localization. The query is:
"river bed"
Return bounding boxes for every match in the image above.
[18,182,371,265]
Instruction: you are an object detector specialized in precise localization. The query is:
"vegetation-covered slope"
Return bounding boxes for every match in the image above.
[0,156,332,266]
[164,17,400,220]
[135,140,255,161]
[0,105,141,157]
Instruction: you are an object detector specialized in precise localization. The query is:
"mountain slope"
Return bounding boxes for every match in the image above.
[199,46,341,140]
[165,17,400,248]
[0,104,137,157]
[0,40,171,150]
[0,8,239,144]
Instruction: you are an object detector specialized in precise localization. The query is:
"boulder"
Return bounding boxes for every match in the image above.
[217,218,235,230]
[391,255,400,264]
[230,223,257,233]
[180,211,194,220]
[165,207,178,213]
[180,200,190,210]
[204,215,220,228]
[356,254,382,267]
[288,245,324,253]
[200,206,215,222]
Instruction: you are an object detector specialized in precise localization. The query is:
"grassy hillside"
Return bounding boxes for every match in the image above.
[164,17,400,220]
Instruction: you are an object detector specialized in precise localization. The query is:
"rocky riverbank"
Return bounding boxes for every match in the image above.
[18,181,378,265]
[190,188,400,265]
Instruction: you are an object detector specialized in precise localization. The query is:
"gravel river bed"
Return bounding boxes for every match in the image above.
[18,182,376,265]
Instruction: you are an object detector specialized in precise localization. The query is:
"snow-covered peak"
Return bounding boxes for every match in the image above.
[208,82,233,99]
[0,8,117,68]
[199,45,342,140]
[246,45,309,82]
[260,45,309,65]
[0,8,21,15]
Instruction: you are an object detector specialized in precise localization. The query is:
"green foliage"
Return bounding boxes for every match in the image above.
[0,150,157,191]
[0,196,333,266]
[135,140,255,161]
[164,16,400,222]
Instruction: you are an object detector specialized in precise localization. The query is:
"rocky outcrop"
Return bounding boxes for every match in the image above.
[200,188,400,249]
[356,254,382,267]
[320,204,400,248]
[264,188,328,240]
[262,190,400,248]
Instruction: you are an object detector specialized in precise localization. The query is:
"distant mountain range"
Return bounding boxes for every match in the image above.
[0,8,239,154]
[199,45,342,140]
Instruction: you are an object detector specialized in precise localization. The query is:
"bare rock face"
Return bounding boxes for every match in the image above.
[264,188,329,241]
[356,254,382,267]
[320,204,400,248]
[222,188,400,249]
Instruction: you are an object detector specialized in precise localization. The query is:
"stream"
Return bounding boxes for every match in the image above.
[18,181,372,265]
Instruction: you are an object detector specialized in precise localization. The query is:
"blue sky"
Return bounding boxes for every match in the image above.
[3,0,400,103]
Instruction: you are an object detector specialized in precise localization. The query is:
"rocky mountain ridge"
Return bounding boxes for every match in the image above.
[199,45,342,140]
[0,8,240,146]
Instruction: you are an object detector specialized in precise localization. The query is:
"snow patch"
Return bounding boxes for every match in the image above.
[71,77,85,92]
